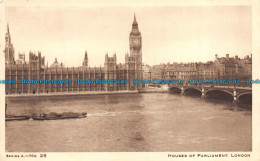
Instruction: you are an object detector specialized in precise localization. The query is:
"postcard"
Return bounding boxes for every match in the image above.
[0,0,259,161]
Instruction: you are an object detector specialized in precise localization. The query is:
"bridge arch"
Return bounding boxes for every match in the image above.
[184,87,202,96]
[237,92,252,100]
[169,87,182,94]
[205,89,234,101]
[184,87,202,93]
[237,92,252,104]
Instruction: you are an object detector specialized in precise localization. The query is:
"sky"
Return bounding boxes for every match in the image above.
[5,6,251,67]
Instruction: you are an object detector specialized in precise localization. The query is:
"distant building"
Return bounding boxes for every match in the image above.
[142,64,151,81]
[150,64,165,81]
[214,54,252,84]
[149,62,216,84]
[148,54,252,86]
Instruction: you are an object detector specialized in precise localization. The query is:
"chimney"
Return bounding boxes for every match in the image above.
[226,54,229,59]
[215,54,218,59]
[235,55,238,59]
[113,53,117,64]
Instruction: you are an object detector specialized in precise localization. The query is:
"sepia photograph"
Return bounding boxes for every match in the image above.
[1,0,260,161]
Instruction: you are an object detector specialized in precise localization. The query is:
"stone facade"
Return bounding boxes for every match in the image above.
[5,16,143,94]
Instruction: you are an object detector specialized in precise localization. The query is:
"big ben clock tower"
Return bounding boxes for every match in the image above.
[129,14,142,89]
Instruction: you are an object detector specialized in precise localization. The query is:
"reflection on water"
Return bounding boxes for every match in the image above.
[6,93,252,152]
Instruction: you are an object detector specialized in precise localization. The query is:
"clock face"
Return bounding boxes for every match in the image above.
[134,39,139,44]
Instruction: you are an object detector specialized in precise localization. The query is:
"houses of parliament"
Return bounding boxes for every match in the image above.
[4,15,143,94]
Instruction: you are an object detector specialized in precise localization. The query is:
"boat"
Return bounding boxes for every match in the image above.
[5,104,31,121]
[31,112,87,120]
[5,104,87,121]
[5,115,31,121]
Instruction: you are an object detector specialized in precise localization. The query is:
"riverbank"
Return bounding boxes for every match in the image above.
[138,88,169,93]
[5,88,171,98]
[5,90,140,98]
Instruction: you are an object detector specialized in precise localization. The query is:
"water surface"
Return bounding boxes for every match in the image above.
[5,93,252,152]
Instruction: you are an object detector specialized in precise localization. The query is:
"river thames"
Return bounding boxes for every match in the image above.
[5,93,252,152]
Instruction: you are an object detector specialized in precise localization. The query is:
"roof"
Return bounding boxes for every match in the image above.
[50,58,65,68]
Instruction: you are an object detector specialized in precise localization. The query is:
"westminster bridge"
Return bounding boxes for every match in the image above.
[168,84,252,105]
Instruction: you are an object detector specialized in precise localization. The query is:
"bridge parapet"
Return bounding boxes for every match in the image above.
[168,84,252,104]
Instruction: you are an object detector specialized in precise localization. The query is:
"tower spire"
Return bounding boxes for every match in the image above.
[85,50,88,59]
[132,13,138,29]
[7,24,9,34]
[6,24,11,43]
[83,50,88,67]
[5,23,15,65]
